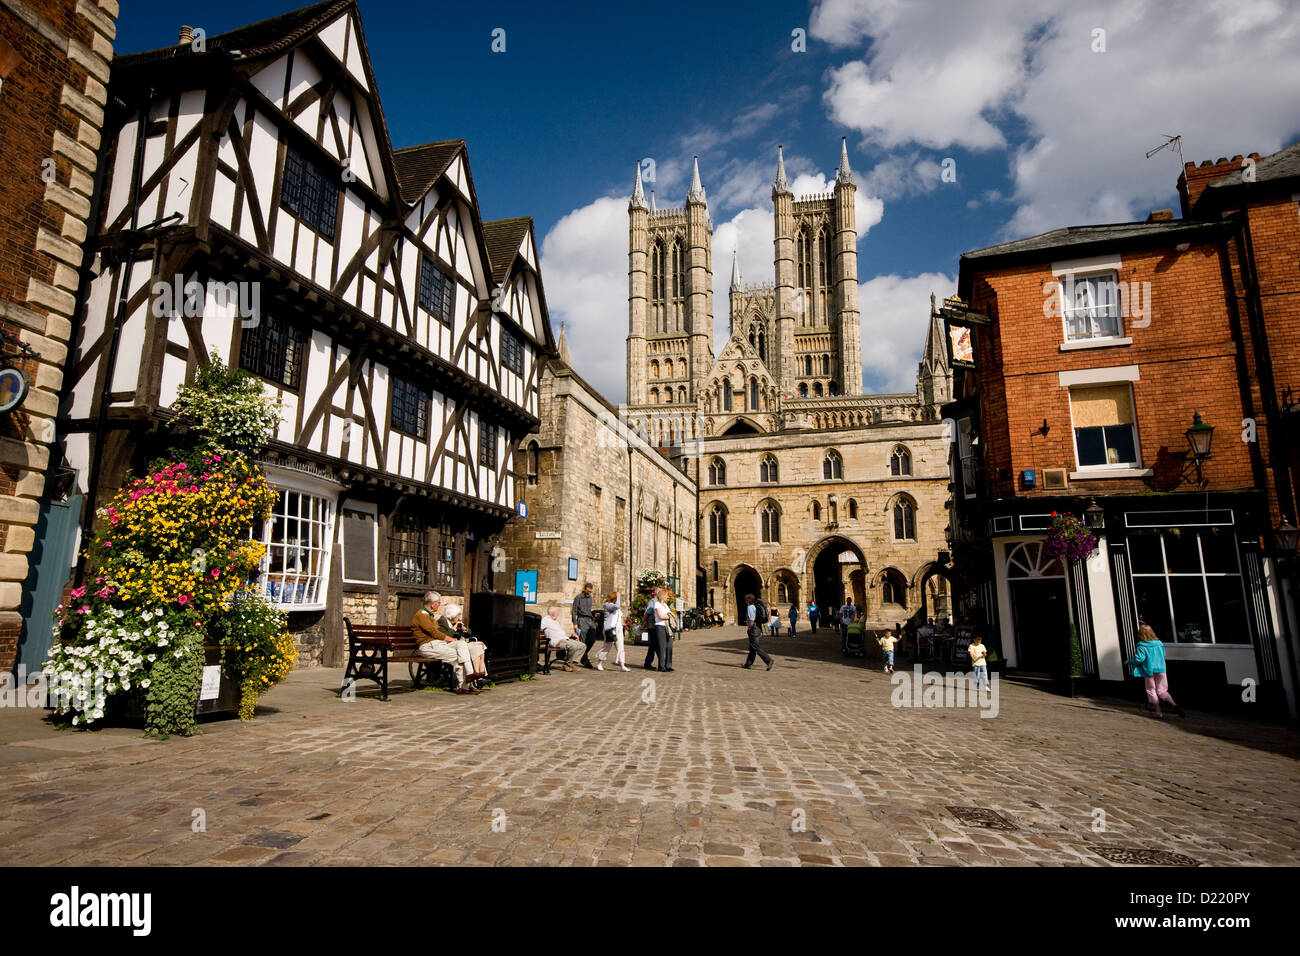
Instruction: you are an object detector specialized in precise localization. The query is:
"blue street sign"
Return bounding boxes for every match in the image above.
[517,500,528,518]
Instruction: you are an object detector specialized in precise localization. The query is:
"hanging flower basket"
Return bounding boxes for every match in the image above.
[1042,511,1098,564]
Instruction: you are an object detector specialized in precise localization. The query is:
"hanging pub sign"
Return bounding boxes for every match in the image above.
[939,296,989,372]
[0,367,29,413]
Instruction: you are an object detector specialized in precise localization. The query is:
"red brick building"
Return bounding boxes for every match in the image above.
[944,142,1300,717]
[0,0,117,674]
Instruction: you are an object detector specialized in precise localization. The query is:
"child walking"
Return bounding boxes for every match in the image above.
[1126,623,1183,718]
[968,634,989,691]
[769,607,782,637]
[877,629,898,674]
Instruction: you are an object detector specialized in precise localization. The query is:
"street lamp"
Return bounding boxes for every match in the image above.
[1083,498,1105,531]
[1185,412,1214,485]
[1277,519,1300,554]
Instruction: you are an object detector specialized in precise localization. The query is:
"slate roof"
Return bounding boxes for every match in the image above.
[962,219,1221,261]
[1208,141,1300,189]
[482,217,532,282]
[391,141,463,204]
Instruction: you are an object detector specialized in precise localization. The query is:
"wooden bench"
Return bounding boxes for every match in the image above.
[341,618,464,700]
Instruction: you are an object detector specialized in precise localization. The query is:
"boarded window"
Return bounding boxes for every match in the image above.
[341,507,376,583]
[1071,384,1137,466]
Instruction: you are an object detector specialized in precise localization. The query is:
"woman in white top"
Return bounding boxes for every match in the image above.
[596,590,627,671]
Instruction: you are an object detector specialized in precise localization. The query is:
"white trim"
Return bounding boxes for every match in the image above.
[1070,468,1153,480]
[339,500,379,585]
[1060,337,1131,351]
[1051,254,1121,276]
[1058,365,1140,386]
[1086,538,1124,681]
[257,475,339,612]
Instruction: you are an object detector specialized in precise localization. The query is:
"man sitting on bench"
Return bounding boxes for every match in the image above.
[412,591,483,695]
[541,604,586,672]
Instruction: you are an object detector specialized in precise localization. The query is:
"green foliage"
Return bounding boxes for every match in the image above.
[210,590,296,721]
[143,628,204,738]
[1064,622,1084,677]
[170,354,281,454]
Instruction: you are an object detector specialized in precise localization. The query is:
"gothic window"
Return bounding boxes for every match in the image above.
[708,504,728,545]
[817,229,827,287]
[848,498,858,519]
[798,383,808,397]
[760,455,778,483]
[651,241,665,304]
[804,355,813,376]
[891,446,912,476]
[812,501,821,520]
[749,378,759,410]
[814,382,823,397]
[893,497,916,540]
[822,354,830,375]
[823,449,843,480]
[881,570,906,605]
[761,501,781,543]
[721,378,733,411]
[709,457,726,485]
[670,241,683,301]
[749,322,767,363]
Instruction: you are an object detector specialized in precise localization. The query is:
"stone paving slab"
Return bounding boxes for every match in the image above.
[0,626,1297,866]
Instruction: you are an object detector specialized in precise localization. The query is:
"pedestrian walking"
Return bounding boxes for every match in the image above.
[877,629,898,674]
[743,591,774,670]
[838,599,856,648]
[571,582,598,668]
[596,590,628,671]
[807,602,819,633]
[968,634,989,690]
[1125,623,1184,718]
[788,603,799,636]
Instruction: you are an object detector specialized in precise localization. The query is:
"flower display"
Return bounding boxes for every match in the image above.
[1042,511,1099,564]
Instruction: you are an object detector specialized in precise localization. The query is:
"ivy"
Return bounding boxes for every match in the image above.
[143,628,204,739]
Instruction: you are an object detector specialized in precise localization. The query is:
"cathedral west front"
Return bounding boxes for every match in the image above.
[626,140,955,626]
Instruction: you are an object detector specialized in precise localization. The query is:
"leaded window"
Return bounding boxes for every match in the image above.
[761,502,780,543]
[893,498,916,540]
[435,523,458,590]
[390,376,429,440]
[480,422,498,468]
[891,446,912,476]
[709,457,726,486]
[501,325,524,374]
[282,143,339,240]
[419,256,455,327]
[760,455,778,483]
[239,313,305,389]
[823,450,843,479]
[709,505,727,545]
[388,512,429,586]
[258,488,335,608]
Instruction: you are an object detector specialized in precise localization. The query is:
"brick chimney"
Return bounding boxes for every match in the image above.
[1146,209,1173,222]
[1178,153,1261,217]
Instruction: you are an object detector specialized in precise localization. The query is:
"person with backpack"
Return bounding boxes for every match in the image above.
[743,591,774,670]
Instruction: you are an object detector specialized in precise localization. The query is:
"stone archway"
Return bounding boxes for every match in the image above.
[806,535,867,617]
[732,565,762,620]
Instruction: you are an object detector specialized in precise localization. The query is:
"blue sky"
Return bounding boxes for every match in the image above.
[118,0,1300,402]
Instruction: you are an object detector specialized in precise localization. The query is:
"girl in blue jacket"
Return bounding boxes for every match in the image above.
[1125,623,1184,718]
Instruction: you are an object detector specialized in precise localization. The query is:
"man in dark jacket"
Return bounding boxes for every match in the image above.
[572,582,598,668]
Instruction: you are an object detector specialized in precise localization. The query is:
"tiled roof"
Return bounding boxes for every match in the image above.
[1208,141,1300,189]
[115,0,350,69]
[482,217,532,282]
[391,141,463,204]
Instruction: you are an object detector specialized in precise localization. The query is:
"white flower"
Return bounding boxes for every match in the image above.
[140,679,151,689]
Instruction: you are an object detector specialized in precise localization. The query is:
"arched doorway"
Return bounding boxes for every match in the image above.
[809,536,866,615]
[733,565,762,619]
[917,564,953,624]
[1006,541,1069,673]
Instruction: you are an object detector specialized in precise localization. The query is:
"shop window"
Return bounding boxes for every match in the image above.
[258,487,335,609]
[1128,527,1248,645]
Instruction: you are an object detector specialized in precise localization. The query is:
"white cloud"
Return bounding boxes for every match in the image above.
[811,0,1300,235]
[538,196,629,403]
[859,271,955,393]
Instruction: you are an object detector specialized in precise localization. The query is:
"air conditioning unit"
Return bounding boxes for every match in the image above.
[1042,468,1068,490]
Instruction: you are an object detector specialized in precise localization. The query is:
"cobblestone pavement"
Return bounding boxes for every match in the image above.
[2,627,1298,866]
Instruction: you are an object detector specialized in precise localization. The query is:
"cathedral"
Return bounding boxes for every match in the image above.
[626,141,955,625]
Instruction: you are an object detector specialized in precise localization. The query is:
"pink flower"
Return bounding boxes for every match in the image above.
[78,605,90,615]
[70,586,85,599]
[178,594,190,605]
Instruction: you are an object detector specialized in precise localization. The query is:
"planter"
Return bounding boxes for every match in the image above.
[1056,674,1088,698]
[123,645,239,719]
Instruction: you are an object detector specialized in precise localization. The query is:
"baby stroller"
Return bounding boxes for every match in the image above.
[842,616,867,657]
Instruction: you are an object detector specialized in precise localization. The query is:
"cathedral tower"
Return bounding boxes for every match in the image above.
[627,157,713,408]
[833,137,863,395]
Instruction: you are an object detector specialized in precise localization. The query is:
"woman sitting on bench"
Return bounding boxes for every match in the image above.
[440,603,488,683]
[412,591,485,695]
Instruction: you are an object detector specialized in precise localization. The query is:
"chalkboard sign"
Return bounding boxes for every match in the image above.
[954,629,973,665]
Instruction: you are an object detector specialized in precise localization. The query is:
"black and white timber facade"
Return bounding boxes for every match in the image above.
[58,0,555,664]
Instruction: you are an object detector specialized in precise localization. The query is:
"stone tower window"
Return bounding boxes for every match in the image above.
[823,449,843,480]
[822,353,830,375]
[708,504,728,545]
[798,383,808,398]
[527,440,539,485]
[760,455,778,483]
[893,497,916,540]
[748,377,760,410]
[891,445,912,476]
[760,501,781,543]
[709,457,726,486]
[812,501,822,521]
[721,378,733,412]
[847,498,858,519]
[650,359,659,379]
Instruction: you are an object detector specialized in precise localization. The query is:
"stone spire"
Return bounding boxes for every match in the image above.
[630,163,648,211]
[772,144,791,196]
[687,155,706,205]
[557,321,571,365]
[730,248,741,291]
[649,189,656,213]
[836,136,855,186]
